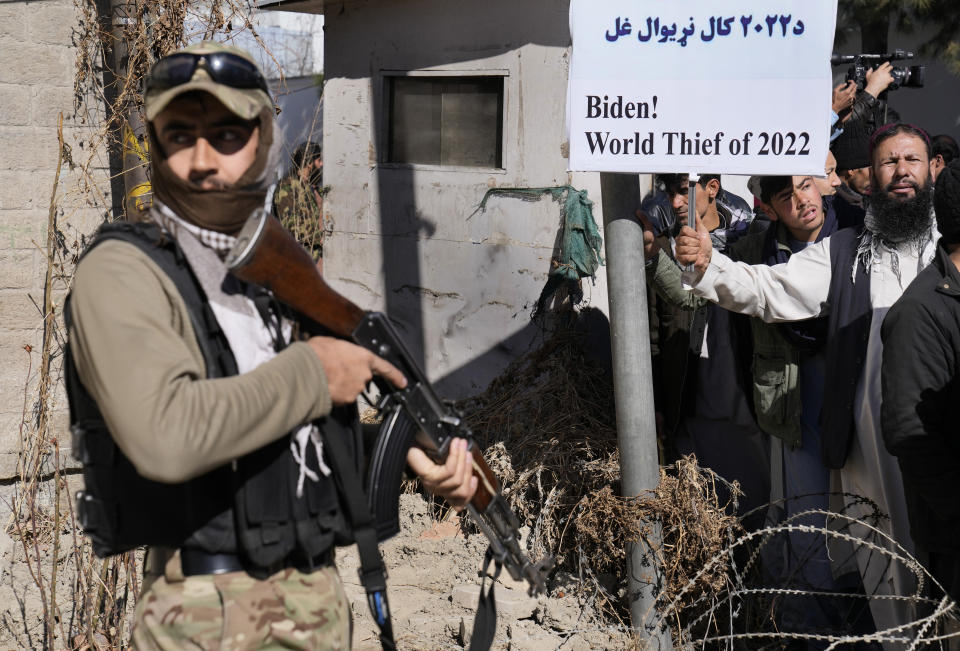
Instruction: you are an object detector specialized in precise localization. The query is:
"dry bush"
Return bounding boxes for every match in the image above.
[275,181,329,261]
[458,327,742,631]
[461,330,620,565]
[634,457,743,612]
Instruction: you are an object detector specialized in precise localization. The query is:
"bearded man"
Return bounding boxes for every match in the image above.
[674,123,938,643]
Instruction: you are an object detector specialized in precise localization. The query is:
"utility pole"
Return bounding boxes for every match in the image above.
[599,172,672,650]
[106,0,152,219]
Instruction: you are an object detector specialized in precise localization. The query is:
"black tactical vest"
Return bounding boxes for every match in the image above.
[64,221,360,569]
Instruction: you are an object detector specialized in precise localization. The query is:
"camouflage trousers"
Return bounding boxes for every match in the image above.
[131,563,352,650]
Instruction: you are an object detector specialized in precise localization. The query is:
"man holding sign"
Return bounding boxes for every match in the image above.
[640,174,767,533]
[675,123,937,639]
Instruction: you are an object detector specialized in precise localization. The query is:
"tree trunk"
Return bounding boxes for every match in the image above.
[93,0,126,219]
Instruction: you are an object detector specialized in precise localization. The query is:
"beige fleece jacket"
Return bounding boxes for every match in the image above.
[68,239,332,483]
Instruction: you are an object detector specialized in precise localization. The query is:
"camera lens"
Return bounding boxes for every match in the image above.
[906,65,926,88]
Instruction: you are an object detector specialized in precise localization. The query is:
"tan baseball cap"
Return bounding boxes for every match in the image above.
[144,42,272,122]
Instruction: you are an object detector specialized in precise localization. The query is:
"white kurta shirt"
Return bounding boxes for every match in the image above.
[683,228,938,643]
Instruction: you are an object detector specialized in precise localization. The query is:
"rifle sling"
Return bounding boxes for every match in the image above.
[320,419,396,651]
[323,406,499,651]
[470,546,501,651]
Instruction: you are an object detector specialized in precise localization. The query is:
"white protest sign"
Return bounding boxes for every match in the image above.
[567,0,837,175]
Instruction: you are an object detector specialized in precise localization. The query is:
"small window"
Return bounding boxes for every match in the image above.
[386,76,504,168]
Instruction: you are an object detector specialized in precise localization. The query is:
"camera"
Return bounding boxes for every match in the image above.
[831,49,925,92]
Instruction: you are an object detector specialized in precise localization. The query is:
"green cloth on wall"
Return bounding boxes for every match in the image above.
[476,186,604,282]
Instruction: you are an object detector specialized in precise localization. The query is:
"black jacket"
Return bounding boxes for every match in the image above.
[881,240,960,600]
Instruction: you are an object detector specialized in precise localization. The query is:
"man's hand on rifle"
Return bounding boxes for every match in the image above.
[308,336,407,405]
[407,438,479,511]
[308,336,478,509]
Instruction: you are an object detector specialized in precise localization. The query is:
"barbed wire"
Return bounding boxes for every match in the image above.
[634,494,959,649]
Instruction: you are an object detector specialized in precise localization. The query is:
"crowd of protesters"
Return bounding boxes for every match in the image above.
[637,65,960,647]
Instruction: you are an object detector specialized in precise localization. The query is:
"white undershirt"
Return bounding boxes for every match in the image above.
[155,206,330,497]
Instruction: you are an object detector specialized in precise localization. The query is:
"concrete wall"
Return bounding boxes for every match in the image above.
[322,0,610,397]
[0,1,110,479]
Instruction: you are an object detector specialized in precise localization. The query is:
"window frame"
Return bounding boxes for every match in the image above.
[379,69,509,173]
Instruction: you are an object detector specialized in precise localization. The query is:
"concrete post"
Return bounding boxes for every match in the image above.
[109,0,152,219]
[599,172,672,649]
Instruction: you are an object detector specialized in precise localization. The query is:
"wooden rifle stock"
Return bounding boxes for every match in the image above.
[226,212,499,503]
[226,211,551,594]
[226,209,365,337]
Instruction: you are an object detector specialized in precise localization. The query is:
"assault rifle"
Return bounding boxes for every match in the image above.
[225,210,553,598]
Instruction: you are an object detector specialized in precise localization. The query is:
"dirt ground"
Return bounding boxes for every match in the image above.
[0,489,635,650]
[339,494,634,651]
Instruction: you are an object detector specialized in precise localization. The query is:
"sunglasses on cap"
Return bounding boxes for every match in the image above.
[145,52,269,95]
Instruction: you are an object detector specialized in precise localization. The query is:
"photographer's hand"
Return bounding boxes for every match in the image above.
[865,61,895,99]
[832,81,856,114]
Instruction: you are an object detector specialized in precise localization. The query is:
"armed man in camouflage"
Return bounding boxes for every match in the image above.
[66,42,477,649]
[274,141,326,264]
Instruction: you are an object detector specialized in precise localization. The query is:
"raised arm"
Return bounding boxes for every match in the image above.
[636,208,708,311]
[675,219,831,323]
